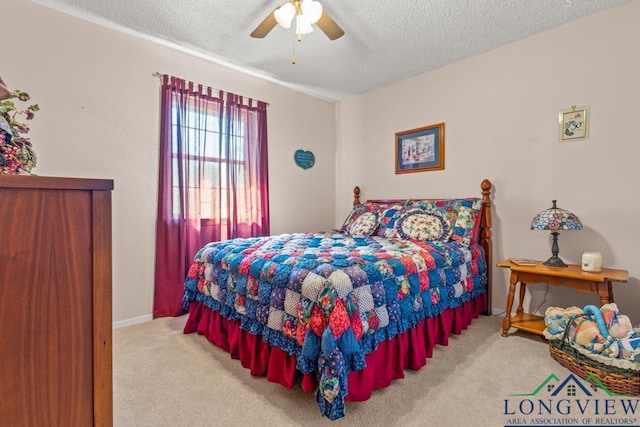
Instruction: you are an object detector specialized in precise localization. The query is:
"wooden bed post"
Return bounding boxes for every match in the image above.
[353,186,361,206]
[480,179,493,315]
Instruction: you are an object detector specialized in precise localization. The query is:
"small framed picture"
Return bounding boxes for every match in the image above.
[395,123,445,174]
[559,105,589,141]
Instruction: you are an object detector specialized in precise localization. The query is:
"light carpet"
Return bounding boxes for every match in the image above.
[113,314,574,426]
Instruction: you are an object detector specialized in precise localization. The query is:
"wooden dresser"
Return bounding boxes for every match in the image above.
[0,175,113,426]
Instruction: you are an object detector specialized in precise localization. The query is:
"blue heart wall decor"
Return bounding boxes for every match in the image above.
[294,149,315,170]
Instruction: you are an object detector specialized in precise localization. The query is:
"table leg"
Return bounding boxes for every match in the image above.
[516,282,527,315]
[502,273,518,337]
[598,281,614,305]
[608,281,614,303]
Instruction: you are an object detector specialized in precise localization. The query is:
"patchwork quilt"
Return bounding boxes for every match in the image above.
[182,232,487,420]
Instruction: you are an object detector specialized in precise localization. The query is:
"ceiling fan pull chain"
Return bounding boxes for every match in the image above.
[291,25,297,64]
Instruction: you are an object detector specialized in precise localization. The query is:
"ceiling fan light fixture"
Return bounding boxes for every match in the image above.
[300,0,323,24]
[274,2,296,28]
[250,0,343,42]
[295,14,314,35]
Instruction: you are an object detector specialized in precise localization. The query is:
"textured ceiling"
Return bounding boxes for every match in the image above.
[33,0,630,101]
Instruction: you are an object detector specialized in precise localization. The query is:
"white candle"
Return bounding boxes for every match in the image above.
[582,252,603,272]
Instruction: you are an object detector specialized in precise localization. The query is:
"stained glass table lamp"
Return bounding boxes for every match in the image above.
[531,200,582,267]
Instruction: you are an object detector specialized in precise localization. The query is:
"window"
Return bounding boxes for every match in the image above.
[170,98,248,221]
[154,74,269,317]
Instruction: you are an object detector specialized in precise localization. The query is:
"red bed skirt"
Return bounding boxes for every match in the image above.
[184,295,487,401]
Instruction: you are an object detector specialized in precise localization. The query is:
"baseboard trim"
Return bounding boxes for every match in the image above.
[112,314,152,329]
[492,306,506,317]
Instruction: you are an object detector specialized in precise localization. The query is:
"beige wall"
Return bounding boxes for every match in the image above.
[4,0,336,323]
[5,0,639,325]
[336,1,640,321]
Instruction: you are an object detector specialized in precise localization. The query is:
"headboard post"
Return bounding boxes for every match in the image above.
[480,179,493,315]
[353,186,361,206]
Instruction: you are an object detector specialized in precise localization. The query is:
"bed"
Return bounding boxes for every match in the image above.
[182,179,493,420]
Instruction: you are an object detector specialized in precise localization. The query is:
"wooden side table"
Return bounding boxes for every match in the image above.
[497,259,629,337]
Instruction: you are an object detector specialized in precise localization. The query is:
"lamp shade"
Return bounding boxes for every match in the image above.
[0,76,11,100]
[531,200,582,267]
[300,0,323,24]
[274,2,296,28]
[531,200,582,231]
[295,14,314,35]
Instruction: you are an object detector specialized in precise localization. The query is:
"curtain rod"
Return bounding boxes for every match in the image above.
[153,72,269,106]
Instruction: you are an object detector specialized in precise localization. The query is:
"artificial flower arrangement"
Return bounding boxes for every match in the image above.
[0,89,39,174]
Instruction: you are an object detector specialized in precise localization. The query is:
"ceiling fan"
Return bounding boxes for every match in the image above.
[250,0,345,41]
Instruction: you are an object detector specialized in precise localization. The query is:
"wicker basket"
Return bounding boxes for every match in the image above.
[548,314,640,396]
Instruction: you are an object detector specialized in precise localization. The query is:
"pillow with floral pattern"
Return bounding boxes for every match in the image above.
[339,202,384,234]
[375,204,406,238]
[407,198,482,246]
[395,209,452,241]
[348,211,380,236]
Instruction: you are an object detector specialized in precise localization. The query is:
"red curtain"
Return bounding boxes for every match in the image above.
[153,75,270,318]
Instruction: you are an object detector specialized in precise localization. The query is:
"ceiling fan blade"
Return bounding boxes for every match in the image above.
[316,11,345,40]
[251,9,279,38]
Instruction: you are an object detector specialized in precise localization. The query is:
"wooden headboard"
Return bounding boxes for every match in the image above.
[351,179,493,315]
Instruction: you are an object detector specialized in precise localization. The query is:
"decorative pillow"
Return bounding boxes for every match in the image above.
[395,209,452,241]
[375,204,406,238]
[347,211,380,237]
[455,203,483,243]
[407,198,482,246]
[339,202,384,233]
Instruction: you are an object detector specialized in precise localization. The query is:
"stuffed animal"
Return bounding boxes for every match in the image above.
[544,303,639,362]
[573,313,608,353]
[544,305,583,336]
[602,303,634,339]
[618,337,640,361]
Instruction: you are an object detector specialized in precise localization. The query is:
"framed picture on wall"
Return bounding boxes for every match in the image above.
[559,105,589,141]
[395,123,445,174]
